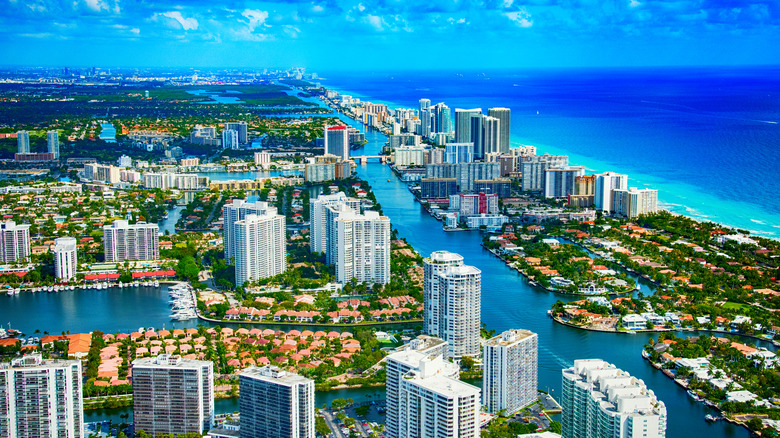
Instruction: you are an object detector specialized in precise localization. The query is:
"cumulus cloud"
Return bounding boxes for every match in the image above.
[506,9,533,27]
[157,11,199,31]
[242,9,269,31]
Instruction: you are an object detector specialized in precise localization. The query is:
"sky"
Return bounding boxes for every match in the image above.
[1,0,778,70]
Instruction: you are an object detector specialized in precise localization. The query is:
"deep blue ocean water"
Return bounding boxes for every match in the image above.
[319,67,780,237]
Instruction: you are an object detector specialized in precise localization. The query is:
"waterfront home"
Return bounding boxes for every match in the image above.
[622,314,648,330]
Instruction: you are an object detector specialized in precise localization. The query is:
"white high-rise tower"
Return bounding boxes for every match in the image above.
[54,237,78,281]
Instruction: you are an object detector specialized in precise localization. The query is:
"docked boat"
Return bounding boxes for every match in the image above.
[687,390,701,401]
[705,414,717,422]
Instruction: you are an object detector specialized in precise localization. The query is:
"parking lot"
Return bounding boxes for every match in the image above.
[320,402,386,438]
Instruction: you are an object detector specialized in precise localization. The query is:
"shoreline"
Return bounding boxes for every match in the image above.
[317,80,779,241]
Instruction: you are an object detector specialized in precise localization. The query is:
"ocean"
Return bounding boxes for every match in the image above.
[318,67,780,238]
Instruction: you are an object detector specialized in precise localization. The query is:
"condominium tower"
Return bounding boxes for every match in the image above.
[132,355,214,437]
[520,154,569,192]
[239,366,315,438]
[16,131,29,154]
[561,359,667,438]
[53,237,78,281]
[223,199,277,263]
[309,192,360,255]
[483,329,539,415]
[0,354,84,438]
[47,130,59,158]
[224,121,248,144]
[454,109,482,144]
[423,251,481,358]
[324,125,349,161]
[594,172,628,213]
[0,220,31,263]
[234,211,287,286]
[488,107,511,153]
[334,210,391,285]
[387,350,480,438]
[102,220,159,262]
[544,166,586,199]
[222,129,239,150]
[612,187,659,219]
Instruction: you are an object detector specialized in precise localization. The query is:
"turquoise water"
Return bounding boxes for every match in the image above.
[320,68,780,239]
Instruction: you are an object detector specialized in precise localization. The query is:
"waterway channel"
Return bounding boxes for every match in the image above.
[0,98,756,436]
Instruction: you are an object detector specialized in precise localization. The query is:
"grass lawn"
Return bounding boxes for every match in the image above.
[722,302,750,311]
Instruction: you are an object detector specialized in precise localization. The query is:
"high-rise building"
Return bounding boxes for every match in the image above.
[16,131,30,154]
[225,121,248,144]
[457,192,499,217]
[102,220,159,262]
[418,98,431,116]
[234,212,287,286]
[425,162,501,193]
[394,145,426,166]
[239,366,315,438]
[309,192,361,255]
[117,154,133,168]
[483,329,538,415]
[423,251,481,358]
[54,237,78,281]
[324,125,349,161]
[83,163,121,184]
[388,351,480,438]
[222,129,240,150]
[47,130,59,159]
[334,210,390,285]
[132,355,214,437]
[324,202,357,266]
[304,162,335,182]
[482,115,501,156]
[469,114,485,159]
[0,354,84,438]
[520,154,569,192]
[445,142,474,164]
[594,171,629,213]
[488,107,511,153]
[385,340,464,438]
[423,251,465,337]
[254,151,271,166]
[223,200,277,263]
[432,102,453,134]
[561,359,667,438]
[454,109,482,144]
[569,175,597,207]
[612,187,659,219]
[0,220,31,263]
[544,166,586,198]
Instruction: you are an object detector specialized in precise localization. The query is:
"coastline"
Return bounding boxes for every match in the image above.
[317,77,780,240]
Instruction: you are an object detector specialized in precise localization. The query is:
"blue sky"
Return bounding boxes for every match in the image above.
[1,0,778,69]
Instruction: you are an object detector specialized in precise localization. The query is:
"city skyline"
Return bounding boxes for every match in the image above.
[1,0,778,70]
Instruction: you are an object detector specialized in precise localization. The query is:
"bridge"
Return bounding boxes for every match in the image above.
[352,155,389,164]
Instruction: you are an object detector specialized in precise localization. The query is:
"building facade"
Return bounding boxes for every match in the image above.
[222,129,239,150]
[594,172,629,213]
[0,221,31,263]
[488,107,511,153]
[612,187,659,219]
[53,237,78,281]
[324,126,349,161]
[16,131,29,154]
[223,200,277,263]
[422,251,481,358]
[520,154,569,192]
[334,210,391,285]
[102,220,159,262]
[234,212,287,286]
[483,329,538,415]
[132,355,214,437]
[561,359,667,438]
[309,192,361,255]
[225,121,248,144]
[239,366,315,438]
[544,166,586,199]
[47,130,59,159]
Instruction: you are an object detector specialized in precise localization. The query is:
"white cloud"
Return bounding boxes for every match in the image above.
[312,5,324,13]
[506,9,533,27]
[503,0,513,8]
[130,28,140,34]
[629,0,641,8]
[159,11,199,31]
[242,9,269,31]
[366,14,384,31]
[358,3,366,12]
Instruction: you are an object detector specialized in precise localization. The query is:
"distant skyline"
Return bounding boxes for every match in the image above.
[1,0,779,70]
